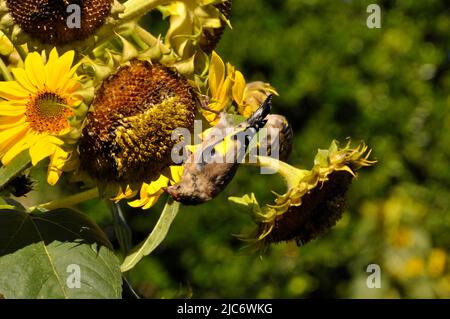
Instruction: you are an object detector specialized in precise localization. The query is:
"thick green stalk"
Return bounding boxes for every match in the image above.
[120,0,171,23]
[29,188,99,212]
[251,156,309,190]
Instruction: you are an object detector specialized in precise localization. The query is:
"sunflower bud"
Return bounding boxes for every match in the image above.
[78,59,197,189]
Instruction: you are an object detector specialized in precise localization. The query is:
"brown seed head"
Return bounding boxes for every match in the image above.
[264,171,353,245]
[6,0,112,44]
[79,60,197,186]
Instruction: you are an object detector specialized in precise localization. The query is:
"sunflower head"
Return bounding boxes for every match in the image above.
[0,48,83,185]
[263,170,352,245]
[78,59,197,191]
[4,0,113,45]
[230,140,376,249]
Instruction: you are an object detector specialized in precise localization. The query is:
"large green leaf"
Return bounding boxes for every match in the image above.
[0,208,122,299]
[121,198,180,272]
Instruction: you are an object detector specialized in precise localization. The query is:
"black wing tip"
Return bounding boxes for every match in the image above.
[261,94,273,116]
[248,94,273,126]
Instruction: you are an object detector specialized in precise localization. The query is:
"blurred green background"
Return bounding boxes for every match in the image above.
[40,0,450,298]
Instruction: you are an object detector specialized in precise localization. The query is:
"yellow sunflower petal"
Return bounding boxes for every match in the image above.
[11,68,38,93]
[128,175,170,209]
[1,132,33,164]
[47,50,76,91]
[48,47,59,61]
[29,141,57,165]
[112,185,137,202]
[0,123,28,157]
[209,51,225,97]
[0,81,30,100]
[24,52,46,90]
[47,146,69,186]
[0,115,25,129]
[232,70,246,106]
[142,190,164,210]
[40,135,65,146]
[145,174,170,196]
[0,103,26,116]
[61,79,81,95]
[217,76,232,107]
[169,165,184,184]
[67,61,81,79]
[128,197,150,208]
[0,122,28,145]
[45,48,60,90]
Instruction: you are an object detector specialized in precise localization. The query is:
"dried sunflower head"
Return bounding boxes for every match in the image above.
[230,140,376,249]
[0,0,124,46]
[78,59,197,200]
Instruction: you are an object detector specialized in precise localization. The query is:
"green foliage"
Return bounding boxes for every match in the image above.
[0,209,122,298]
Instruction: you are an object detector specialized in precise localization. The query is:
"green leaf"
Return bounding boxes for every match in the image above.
[0,208,122,299]
[0,151,31,190]
[121,198,180,272]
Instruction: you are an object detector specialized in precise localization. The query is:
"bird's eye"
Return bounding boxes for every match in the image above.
[204,147,216,164]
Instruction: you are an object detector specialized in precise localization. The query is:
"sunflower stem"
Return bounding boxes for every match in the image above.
[120,0,170,23]
[130,32,148,50]
[29,188,99,212]
[0,58,12,81]
[247,156,309,190]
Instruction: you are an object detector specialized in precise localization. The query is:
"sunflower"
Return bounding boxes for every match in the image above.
[0,48,82,185]
[230,140,376,248]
